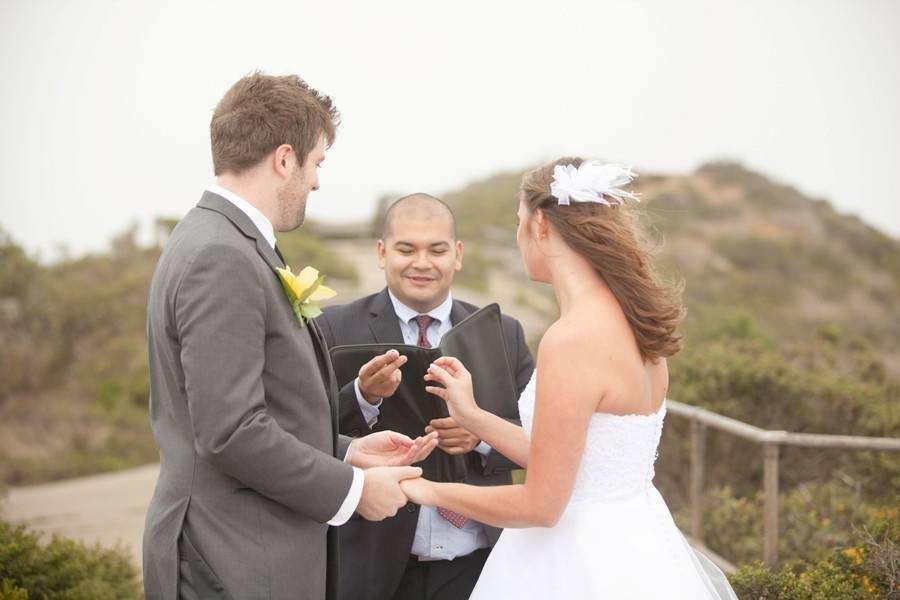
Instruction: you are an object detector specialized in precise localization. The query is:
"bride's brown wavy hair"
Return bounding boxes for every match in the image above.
[521,157,685,360]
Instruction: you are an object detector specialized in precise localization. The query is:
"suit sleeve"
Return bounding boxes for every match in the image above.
[176,243,354,523]
[480,317,535,475]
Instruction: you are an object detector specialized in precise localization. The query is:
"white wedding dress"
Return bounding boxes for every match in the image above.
[469,373,738,599]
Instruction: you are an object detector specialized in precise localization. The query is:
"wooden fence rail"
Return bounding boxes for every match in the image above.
[666,400,900,573]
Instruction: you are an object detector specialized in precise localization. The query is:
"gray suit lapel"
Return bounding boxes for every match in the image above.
[368,288,405,343]
[197,191,337,429]
[449,299,473,327]
[309,318,340,450]
[197,191,284,270]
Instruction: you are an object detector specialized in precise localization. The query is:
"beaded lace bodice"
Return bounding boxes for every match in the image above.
[518,372,666,505]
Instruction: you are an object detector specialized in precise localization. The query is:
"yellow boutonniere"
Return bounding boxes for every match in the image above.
[275,265,337,327]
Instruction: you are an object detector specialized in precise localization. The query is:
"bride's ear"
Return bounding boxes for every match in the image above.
[533,209,550,241]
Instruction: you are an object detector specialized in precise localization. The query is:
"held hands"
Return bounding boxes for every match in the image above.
[357,466,423,520]
[424,356,480,427]
[399,476,437,507]
[358,469,439,521]
[357,349,407,403]
[350,431,438,521]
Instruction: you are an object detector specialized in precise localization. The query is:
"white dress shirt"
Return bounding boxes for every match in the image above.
[356,289,491,560]
[208,183,364,527]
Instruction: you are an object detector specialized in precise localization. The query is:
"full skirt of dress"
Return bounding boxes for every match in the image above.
[469,485,737,600]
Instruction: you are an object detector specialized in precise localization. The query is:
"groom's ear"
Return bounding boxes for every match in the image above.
[272,144,294,178]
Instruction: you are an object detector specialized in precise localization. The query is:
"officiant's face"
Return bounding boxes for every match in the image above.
[377,211,463,313]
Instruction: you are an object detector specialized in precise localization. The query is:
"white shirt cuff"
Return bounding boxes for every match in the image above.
[474,441,491,458]
[327,466,364,526]
[355,378,382,428]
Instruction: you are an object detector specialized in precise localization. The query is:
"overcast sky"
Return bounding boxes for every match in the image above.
[1,0,898,260]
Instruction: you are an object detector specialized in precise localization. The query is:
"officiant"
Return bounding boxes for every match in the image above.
[316,193,534,600]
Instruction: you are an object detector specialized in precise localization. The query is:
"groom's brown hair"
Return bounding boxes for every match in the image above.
[210,72,340,176]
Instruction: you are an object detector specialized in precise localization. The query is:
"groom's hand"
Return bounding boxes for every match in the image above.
[345,430,439,468]
[358,350,407,403]
[425,417,480,455]
[357,466,422,521]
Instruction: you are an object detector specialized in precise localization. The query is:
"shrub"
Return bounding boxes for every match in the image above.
[454,246,490,293]
[729,505,899,599]
[657,311,900,511]
[0,519,141,600]
[679,483,884,566]
[276,224,359,283]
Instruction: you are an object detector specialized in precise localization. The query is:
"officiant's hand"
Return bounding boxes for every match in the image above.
[424,356,480,426]
[425,417,480,455]
[345,430,439,468]
[358,349,408,403]
[358,466,423,521]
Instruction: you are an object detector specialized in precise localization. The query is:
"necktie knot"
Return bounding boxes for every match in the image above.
[413,315,434,348]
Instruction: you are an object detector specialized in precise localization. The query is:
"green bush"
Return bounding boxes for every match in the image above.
[679,483,885,566]
[276,223,359,283]
[454,246,490,293]
[0,519,141,600]
[657,310,900,511]
[730,505,899,599]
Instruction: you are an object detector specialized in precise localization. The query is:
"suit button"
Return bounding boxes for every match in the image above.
[348,429,361,438]
[406,502,417,513]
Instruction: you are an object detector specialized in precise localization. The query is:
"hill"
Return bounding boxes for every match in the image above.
[440,161,900,374]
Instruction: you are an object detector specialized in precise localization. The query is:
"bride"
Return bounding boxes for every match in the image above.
[400,158,737,599]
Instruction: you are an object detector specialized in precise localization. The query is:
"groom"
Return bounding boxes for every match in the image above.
[143,73,436,600]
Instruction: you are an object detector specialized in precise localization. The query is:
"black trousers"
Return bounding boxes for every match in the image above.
[392,548,490,600]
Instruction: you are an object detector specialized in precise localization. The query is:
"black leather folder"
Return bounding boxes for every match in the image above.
[329,303,519,482]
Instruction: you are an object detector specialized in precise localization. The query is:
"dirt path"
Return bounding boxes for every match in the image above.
[3,463,159,568]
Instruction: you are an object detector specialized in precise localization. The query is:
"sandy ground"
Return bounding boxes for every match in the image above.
[3,463,159,569]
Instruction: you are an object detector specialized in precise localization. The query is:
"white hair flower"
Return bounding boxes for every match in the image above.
[549,161,639,206]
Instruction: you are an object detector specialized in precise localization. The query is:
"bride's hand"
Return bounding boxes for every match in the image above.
[424,356,480,426]
[400,476,438,507]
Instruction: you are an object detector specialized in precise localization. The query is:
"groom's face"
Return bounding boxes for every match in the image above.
[276,135,325,231]
[377,212,463,314]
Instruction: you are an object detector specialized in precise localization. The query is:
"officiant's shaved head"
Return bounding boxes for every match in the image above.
[382,194,457,241]
[377,193,463,313]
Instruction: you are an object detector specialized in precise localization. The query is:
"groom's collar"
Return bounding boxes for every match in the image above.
[206,183,277,250]
[197,190,284,271]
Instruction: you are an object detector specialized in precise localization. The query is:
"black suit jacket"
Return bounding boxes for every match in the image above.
[316,288,534,600]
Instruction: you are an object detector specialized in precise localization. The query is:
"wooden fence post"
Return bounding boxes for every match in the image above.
[763,441,780,567]
[690,418,706,543]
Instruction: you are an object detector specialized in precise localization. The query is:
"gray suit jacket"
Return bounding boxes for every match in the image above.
[143,191,354,600]
[317,289,534,600]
